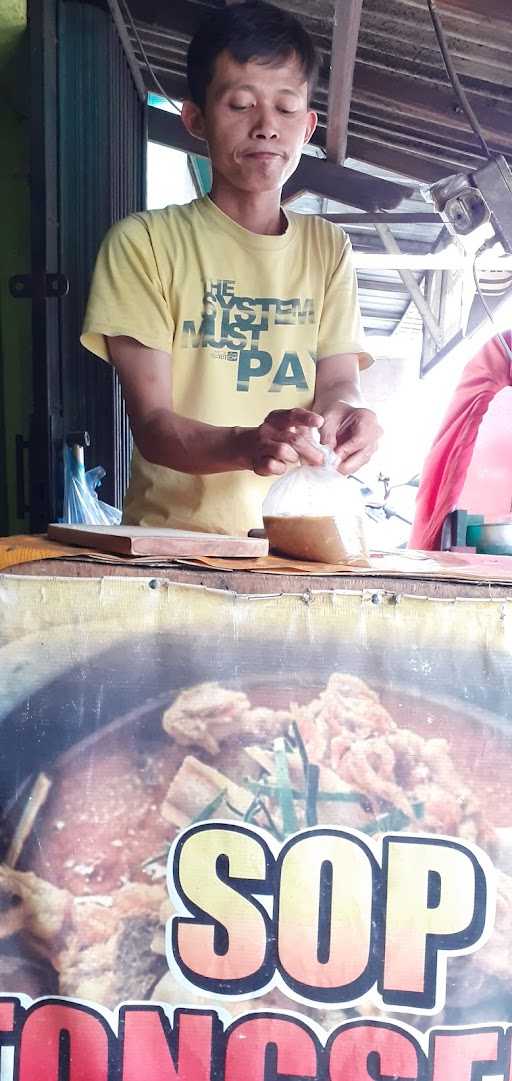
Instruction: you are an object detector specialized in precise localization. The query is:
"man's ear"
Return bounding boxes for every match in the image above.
[303,110,318,145]
[181,100,207,141]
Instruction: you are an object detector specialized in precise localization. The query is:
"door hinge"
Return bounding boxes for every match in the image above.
[9,273,69,299]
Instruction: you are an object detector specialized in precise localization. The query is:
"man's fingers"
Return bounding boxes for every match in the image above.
[265,408,323,430]
[336,433,365,460]
[270,441,300,465]
[289,407,324,428]
[337,422,381,459]
[252,409,328,477]
[254,441,299,475]
[295,440,325,466]
[254,458,288,477]
[337,445,378,475]
[321,417,347,450]
[261,421,324,464]
[337,415,382,456]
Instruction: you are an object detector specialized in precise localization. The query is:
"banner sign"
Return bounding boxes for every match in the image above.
[1,575,512,1079]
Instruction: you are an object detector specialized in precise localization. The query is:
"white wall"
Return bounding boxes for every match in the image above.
[146,143,197,210]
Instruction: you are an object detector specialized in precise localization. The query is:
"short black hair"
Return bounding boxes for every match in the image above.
[187,0,320,110]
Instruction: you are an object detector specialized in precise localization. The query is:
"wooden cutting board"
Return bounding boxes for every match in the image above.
[47,523,269,558]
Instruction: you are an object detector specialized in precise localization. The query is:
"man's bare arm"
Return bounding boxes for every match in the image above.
[107,336,324,476]
[314,353,382,473]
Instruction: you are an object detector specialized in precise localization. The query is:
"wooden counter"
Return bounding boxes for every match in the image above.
[4,554,512,600]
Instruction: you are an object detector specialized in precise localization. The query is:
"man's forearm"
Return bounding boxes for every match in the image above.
[134,408,253,475]
[313,377,365,415]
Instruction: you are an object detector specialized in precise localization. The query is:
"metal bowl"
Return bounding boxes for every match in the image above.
[467,520,512,555]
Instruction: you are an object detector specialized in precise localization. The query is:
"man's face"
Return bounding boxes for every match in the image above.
[182,50,317,195]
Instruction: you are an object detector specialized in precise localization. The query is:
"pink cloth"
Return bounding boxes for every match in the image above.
[409,332,512,550]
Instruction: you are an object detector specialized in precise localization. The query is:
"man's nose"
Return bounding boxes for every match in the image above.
[250,108,278,139]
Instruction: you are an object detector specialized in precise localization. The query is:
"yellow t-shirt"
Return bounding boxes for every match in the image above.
[81,195,371,535]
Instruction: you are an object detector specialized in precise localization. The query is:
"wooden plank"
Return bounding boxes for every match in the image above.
[47,524,269,558]
[326,0,364,164]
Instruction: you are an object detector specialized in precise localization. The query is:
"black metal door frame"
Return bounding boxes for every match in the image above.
[28,0,64,529]
[27,0,146,530]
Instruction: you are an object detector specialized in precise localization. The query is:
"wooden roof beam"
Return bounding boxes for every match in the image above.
[282,155,413,210]
[325,0,363,164]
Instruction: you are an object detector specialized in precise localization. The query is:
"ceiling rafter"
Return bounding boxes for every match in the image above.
[325,0,363,164]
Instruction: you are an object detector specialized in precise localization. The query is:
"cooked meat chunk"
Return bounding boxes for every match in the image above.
[59,883,166,1004]
[291,673,396,766]
[162,683,251,755]
[70,882,166,949]
[241,706,294,745]
[163,683,291,755]
[333,729,487,840]
[58,914,165,1007]
[0,865,71,945]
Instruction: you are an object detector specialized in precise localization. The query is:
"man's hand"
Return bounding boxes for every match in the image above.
[321,402,382,475]
[240,408,325,476]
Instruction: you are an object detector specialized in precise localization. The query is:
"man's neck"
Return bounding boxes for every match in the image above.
[209,183,286,236]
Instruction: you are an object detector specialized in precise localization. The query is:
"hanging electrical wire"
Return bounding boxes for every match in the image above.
[473,246,512,364]
[118,0,182,115]
[426,0,492,161]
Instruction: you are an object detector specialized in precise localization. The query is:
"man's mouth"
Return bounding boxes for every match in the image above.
[243,151,283,160]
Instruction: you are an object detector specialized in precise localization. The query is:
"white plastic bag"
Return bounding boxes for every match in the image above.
[262,435,369,564]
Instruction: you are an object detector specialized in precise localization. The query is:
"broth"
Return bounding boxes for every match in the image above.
[263,515,369,564]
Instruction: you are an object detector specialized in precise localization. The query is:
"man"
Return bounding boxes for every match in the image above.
[81,0,381,535]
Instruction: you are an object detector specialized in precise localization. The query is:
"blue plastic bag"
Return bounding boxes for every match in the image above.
[62,445,122,525]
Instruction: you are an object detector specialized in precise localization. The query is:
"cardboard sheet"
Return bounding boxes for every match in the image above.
[172,548,512,582]
[4,534,512,584]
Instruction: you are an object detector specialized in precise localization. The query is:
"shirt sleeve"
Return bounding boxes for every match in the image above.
[80,213,174,362]
[317,231,374,370]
